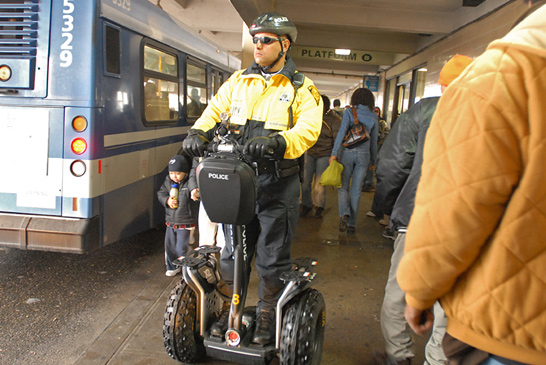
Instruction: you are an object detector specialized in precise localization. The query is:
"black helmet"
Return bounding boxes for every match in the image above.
[249,12,297,44]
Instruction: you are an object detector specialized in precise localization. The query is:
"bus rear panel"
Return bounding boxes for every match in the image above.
[0,0,238,253]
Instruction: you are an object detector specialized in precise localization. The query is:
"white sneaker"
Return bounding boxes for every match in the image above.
[165,268,181,277]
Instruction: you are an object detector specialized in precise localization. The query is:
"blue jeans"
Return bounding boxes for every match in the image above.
[364,163,375,187]
[338,147,370,227]
[480,356,528,365]
[301,154,329,209]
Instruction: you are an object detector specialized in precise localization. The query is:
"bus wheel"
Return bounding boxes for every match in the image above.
[163,280,206,362]
[279,289,326,365]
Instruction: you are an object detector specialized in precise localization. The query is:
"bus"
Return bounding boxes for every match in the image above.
[0,0,240,253]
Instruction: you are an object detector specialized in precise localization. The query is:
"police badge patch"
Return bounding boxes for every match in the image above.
[279,93,291,103]
[308,85,321,106]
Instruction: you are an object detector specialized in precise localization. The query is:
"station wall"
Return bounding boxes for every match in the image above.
[384,1,531,98]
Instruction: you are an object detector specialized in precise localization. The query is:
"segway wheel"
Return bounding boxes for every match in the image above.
[163,280,206,363]
[280,289,326,365]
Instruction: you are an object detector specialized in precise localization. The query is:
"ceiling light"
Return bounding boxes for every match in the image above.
[335,49,351,56]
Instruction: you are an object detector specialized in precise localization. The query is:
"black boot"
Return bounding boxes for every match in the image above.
[252,309,275,345]
[210,303,230,337]
[299,205,312,217]
[216,279,233,300]
[339,215,348,232]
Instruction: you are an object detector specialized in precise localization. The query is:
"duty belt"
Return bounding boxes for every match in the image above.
[166,222,195,230]
[255,159,300,178]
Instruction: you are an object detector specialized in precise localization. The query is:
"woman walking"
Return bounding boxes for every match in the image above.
[329,88,378,234]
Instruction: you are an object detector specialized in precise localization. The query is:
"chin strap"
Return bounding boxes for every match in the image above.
[260,36,285,72]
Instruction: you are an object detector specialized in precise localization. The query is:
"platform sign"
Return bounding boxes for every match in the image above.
[364,76,379,92]
[292,46,398,65]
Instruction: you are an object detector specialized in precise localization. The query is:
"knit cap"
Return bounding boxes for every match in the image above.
[438,54,473,87]
[168,155,191,173]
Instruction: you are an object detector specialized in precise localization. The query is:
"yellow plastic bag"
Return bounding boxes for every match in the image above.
[319,160,343,187]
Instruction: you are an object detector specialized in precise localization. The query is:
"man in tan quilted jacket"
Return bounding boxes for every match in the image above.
[398,2,546,364]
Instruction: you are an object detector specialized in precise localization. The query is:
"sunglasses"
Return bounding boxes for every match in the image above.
[252,36,285,45]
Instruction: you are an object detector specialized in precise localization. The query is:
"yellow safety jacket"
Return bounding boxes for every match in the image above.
[192,58,323,159]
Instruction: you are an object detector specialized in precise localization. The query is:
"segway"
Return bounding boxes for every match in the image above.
[163,114,326,364]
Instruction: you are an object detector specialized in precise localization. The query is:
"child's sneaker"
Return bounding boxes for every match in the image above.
[165,268,181,276]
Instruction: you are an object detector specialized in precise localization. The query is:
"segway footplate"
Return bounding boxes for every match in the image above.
[280,270,316,283]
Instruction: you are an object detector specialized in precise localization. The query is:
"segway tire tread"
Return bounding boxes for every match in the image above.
[163,280,206,362]
[279,289,326,365]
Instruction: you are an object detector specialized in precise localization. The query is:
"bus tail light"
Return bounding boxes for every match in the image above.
[72,116,88,132]
[70,160,87,177]
[71,138,87,154]
[0,65,12,82]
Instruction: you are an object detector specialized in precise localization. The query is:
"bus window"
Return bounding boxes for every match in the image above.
[187,86,206,118]
[211,68,224,96]
[187,62,206,84]
[186,61,207,119]
[211,71,217,97]
[143,45,179,123]
[144,47,177,76]
[104,25,120,75]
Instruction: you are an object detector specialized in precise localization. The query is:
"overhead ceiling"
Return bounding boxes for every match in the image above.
[153,0,512,97]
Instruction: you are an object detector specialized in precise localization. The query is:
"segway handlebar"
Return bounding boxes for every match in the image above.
[204,111,277,160]
[206,141,243,154]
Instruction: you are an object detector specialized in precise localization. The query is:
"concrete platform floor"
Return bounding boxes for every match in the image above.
[75,188,427,364]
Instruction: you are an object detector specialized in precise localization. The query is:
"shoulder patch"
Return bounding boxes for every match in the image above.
[307,85,321,106]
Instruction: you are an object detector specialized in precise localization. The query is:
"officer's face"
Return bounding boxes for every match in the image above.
[253,32,289,68]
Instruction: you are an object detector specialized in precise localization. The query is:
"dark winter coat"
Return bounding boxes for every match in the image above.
[307,110,342,158]
[374,97,439,231]
[157,174,198,225]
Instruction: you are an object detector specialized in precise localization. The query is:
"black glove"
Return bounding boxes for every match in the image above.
[244,135,286,160]
[182,129,209,157]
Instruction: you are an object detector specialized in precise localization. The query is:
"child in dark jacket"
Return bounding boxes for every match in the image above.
[157,154,199,276]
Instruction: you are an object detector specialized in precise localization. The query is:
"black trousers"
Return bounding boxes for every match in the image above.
[220,171,300,311]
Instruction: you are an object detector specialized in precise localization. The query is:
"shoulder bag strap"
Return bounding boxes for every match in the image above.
[350,106,359,124]
[322,120,332,132]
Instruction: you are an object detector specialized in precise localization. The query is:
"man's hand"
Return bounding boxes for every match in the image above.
[328,156,338,164]
[404,304,433,336]
[183,130,208,157]
[244,135,286,159]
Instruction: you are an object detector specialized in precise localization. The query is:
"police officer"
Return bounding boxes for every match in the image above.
[183,12,323,345]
